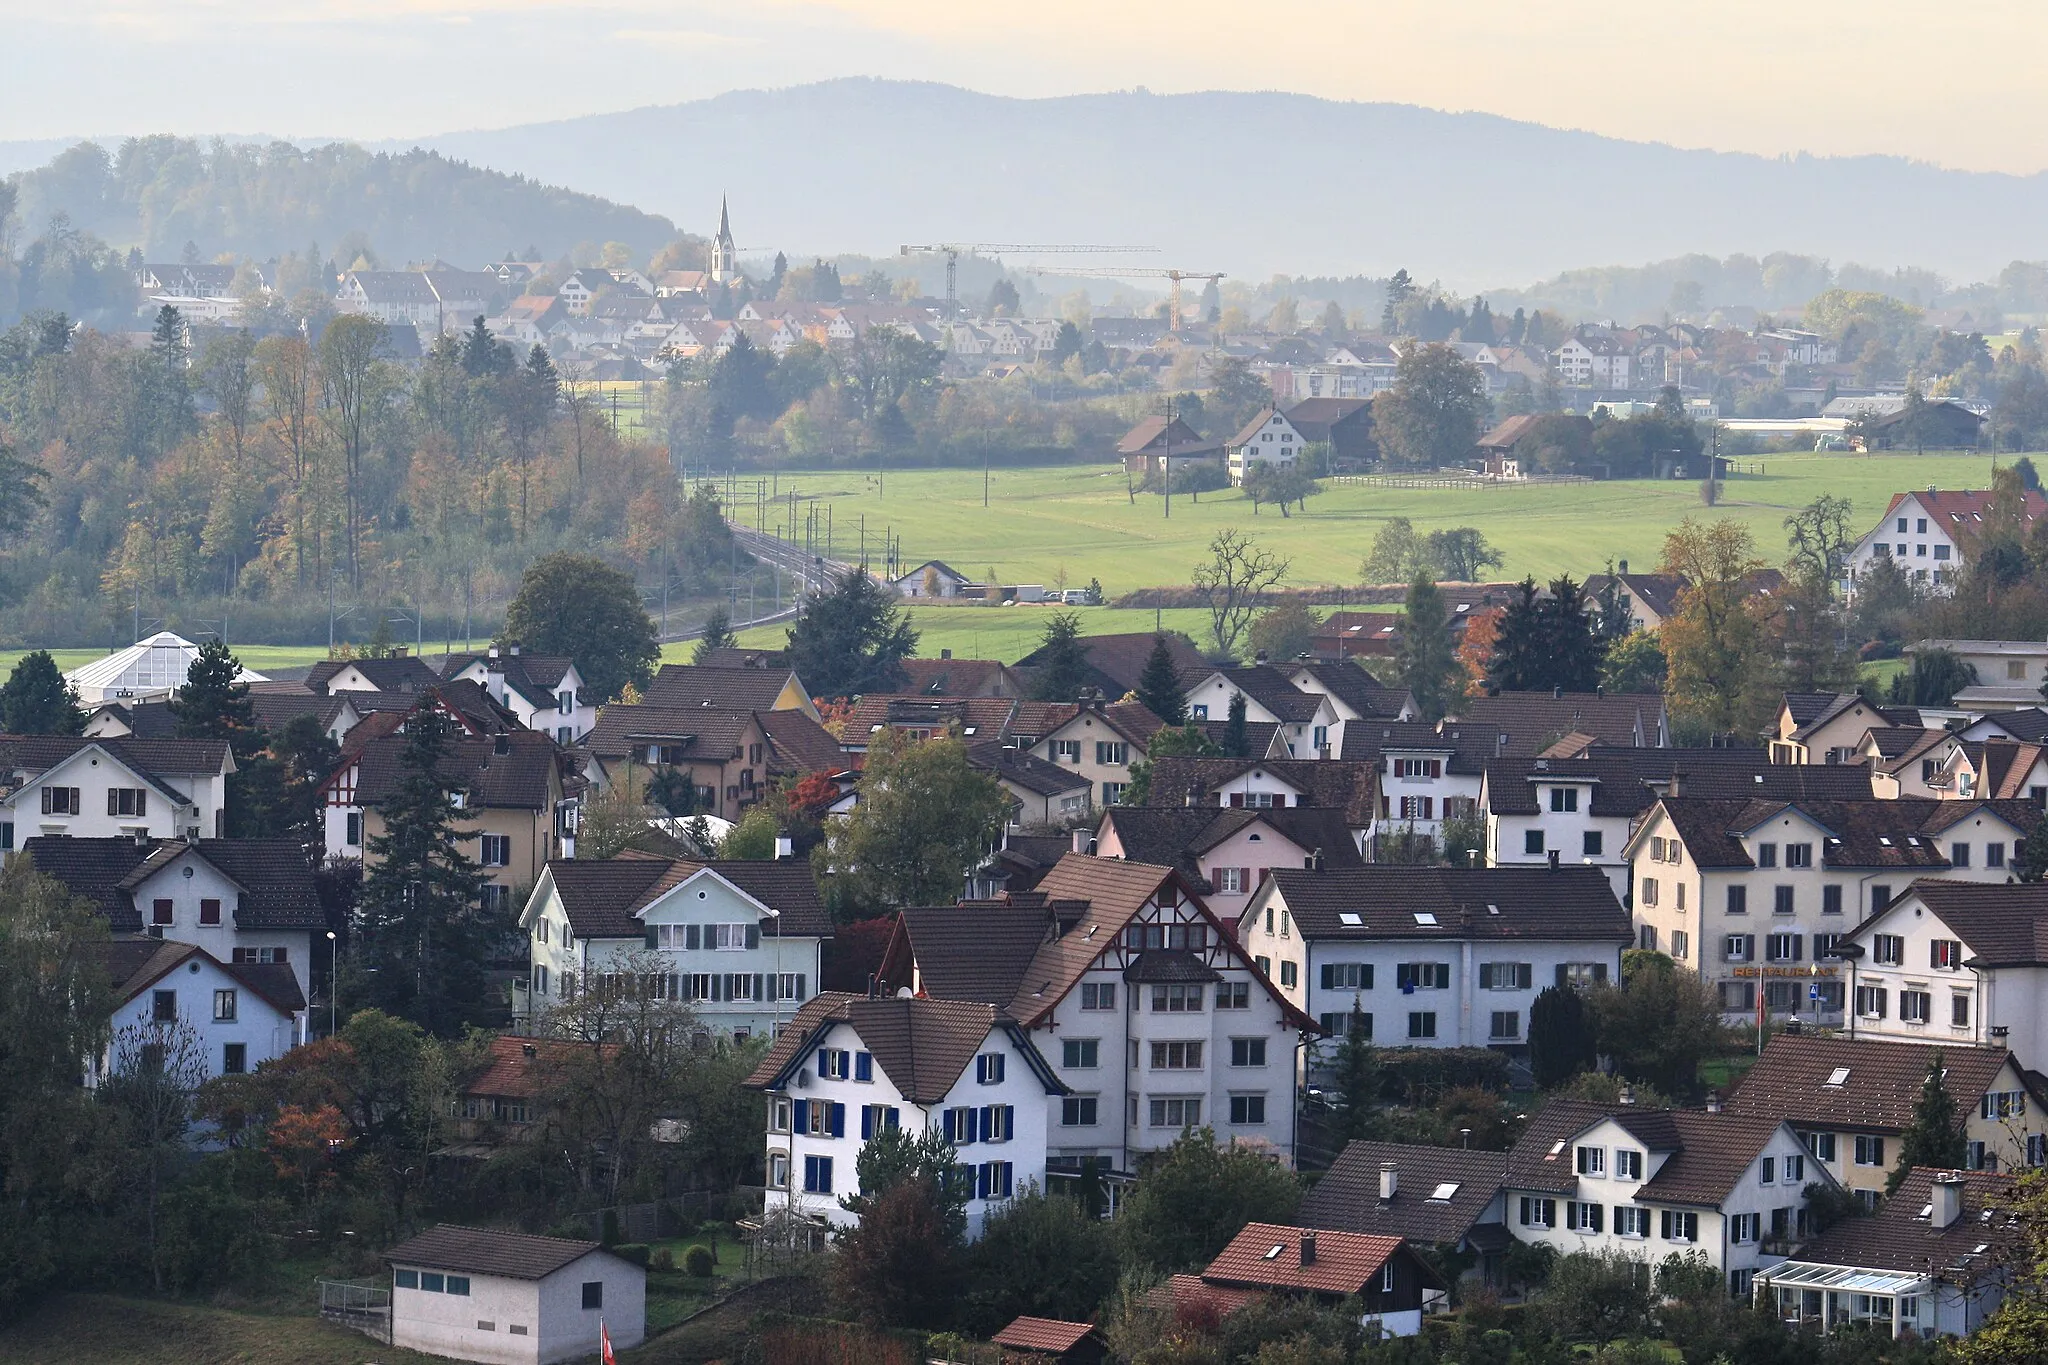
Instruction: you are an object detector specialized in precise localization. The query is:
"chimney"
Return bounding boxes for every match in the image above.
[509,642,521,656]
[521,1042,537,1059]
[775,835,794,860]
[488,644,500,660]
[1300,1232,1317,1266]
[494,732,512,756]
[1931,1173,1965,1229]
[134,828,152,849]
[1553,685,1563,699]
[1072,827,1092,854]
[1255,649,1270,666]
[1705,1091,1723,1114]
[1618,559,1629,575]
[1547,849,1560,871]
[1379,1162,1399,1201]
[940,648,952,660]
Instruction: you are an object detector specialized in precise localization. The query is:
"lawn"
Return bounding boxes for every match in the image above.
[0,1292,453,1365]
[726,603,1270,662]
[718,450,2004,597]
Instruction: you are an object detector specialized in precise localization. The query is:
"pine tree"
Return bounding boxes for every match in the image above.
[1330,1006,1381,1142]
[1535,576,1605,693]
[1891,1052,1967,1192]
[0,651,86,735]
[693,608,737,663]
[1221,692,1249,758]
[1485,578,1546,692]
[784,567,919,699]
[1028,613,1093,702]
[354,710,496,1036]
[171,641,259,757]
[2020,816,2048,884]
[1397,576,1465,722]
[1528,984,1598,1089]
[1135,636,1187,725]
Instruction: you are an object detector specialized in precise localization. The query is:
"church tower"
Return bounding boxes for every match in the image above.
[709,196,737,284]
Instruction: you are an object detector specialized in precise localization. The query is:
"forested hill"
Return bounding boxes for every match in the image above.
[6,137,680,265]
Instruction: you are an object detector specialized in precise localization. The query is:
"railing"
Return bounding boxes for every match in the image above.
[317,1278,391,1344]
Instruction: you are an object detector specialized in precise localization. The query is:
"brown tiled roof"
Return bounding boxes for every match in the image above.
[992,1317,1100,1354]
[1266,866,1631,943]
[642,663,799,712]
[841,695,1016,743]
[24,836,153,931]
[0,735,231,777]
[465,1034,622,1099]
[1195,718,1282,759]
[1723,1035,2021,1135]
[1156,1274,1261,1320]
[307,656,442,695]
[1015,632,1205,696]
[1201,1222,1412,1297]
[1098,807,1233,887]
[1476,414,1542,451]
[1226,405,1281,450]
[1967,740,2048,799]
[539,856,830,941]
[757,709,848,777]
[691,647,787,670]
[1115,415,1206,456]
[1481,750,1873,818]
[342,729,561,810]
[891,904,1052,1005]
[1650,797,2035,871]
[681,859,833,938]
[96,937,306,1016]
[1506,1099,1630,1193]
[538,857,677,939]
[1182,664,1325,724]
[26,836,324,933]
[1789,1167,2017,1279]
[746,992,1051,1103]
[1973,708,2048,743]
[1298,1142,1507,1246]
[1288,662,1410,719]
[1139,757,1378,825]
[1631,1111,1788,1207]
[898,658,1018,697]
[1281,397,1372,439]
[1036,699,1168,750]
[583,703,758,762]
[969,742,1093,798]
[1453,691,1665,753]
[384,1225,608,1280]
[1888,879,2048,965]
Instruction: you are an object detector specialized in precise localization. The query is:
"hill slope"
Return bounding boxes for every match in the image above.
[413,79,2048,287]
[8,136,678,266]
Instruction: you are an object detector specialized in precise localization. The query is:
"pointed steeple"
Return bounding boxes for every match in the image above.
[717,195,731,240]
[711,195,737,284]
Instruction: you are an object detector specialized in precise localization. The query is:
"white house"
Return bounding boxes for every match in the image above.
[92,937,305,1084]
[1846,489,2048,596]
[1756,1168,2016,1339]
[747,992,1066,1236]
[1,737,234,849]
[1094,804,1366,924]
[891,560,976,599]
[1225,407,1307,484]
[1240,866,1631,1066]
[442,645,596,744]
[1180,665,1341,760]
[25,836,324,1001]
[1624,797,2038,1025]
[880,855,1317,1188]
[383,1224,645,1365]
[1504,1099,1836,1298]
[519,857,830,1040]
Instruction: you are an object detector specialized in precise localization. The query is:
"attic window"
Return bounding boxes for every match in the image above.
[1547,1140,1567,1158]
[1414,912,1438,926]
[963,726,977,735]
[1430,1182,1460,1201]
[1456,603,1471,612]
[1338,912,1362,926]
[1878,837,1893,847]
[1753,774,1764,784]
[1919,1204,1933,1219]
[1487,904,1500,915]
[1263,1244,1285,1261]
[1825,1067,1851,1087]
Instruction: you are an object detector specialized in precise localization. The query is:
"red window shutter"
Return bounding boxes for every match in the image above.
[1423,798,1435,819]
[152,899,173,925]
[1241,867,1253,890]
[1430,760,1442,778]
[1257,867,1271,885]
[199,899,222,926]
[1230,793,1245,808]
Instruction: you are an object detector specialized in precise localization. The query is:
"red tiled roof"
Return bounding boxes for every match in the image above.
[467,1034,620,1099]
[991,1316,1099,1353]
[1202,1222,1405,1296]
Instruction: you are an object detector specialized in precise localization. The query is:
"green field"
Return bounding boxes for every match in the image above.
[721,450,2004,597]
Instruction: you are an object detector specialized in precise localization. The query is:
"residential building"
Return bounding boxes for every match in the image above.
[0,737,234,849]
[969,742,1095,829]
[1583,565,1786,636]
[442,646,596,743]
[1284,662,1415,725]
[519,856,829,1038]
[1180,664,1342,759]
[1481,752,1874,899]
[1094,804,1364,921]
[1242,866,1631,1063]
[580,705,769,822]
[1170,1223,1445,1338]
[1863,402,1986,452]
[1903,638,2048,709]
[383,1225,645,1364]
[899,655,1025,698]
[1225,407,1307,484]
[1625,797,2038,1024]
[25,835,324,999]
[1755,1168,2015,1338]
[1770,691,1916,766]
[1502,1099,1837,1296]
[451,1035,624,1146]
[1013,631,1206,701]
[1471,415,1591,480]
[1839,880,2048,1064]
[1455,690,1669,754]
[891,559,976,598]
[1024,698,1164,808]
[1282,398,1375,469]
[877,855,1316,1183]
[91,937,305,1085]
[1296,1141,1512,1288]
[1135,756,1379,847]
[307,654,444,696]
[746,992,1065,1236]
[322,729,572,908]
[62,631,270,704]
[1723,1034,2047,1202]
[1847,489,2048,595]
[641,662,817,719]
[1114,416,1222,479]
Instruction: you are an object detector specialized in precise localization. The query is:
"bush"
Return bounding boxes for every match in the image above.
[613,1242,651,1268]
[684,1243,716,1277]
[1376,1047,1511,1102]
[602,1209,621,1246]
[652,1247,674,1271]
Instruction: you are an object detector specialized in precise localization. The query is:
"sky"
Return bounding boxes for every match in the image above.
[3,0,2046,174]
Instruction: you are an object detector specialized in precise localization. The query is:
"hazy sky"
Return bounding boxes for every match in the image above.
[5,0,2045,173]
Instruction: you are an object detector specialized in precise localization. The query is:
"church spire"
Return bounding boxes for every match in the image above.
[711,195,736,284]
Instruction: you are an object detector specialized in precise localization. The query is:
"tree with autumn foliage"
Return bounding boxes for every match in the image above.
[1659,517,1780,741]
[266,1103,351,1201]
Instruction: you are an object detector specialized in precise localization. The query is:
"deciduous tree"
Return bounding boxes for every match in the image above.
[821,730,1008,909]
[502,552,660,704]
[1192,529,1290,659]
[1118,1127,1301,1274]
[1375,343,1489,470]
[1659,518,1776,739]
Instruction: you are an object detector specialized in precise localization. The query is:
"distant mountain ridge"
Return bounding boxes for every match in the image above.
[404,78,2048,289]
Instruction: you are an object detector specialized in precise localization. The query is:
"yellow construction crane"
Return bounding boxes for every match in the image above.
[898,243,1155,308]
[1025,266,1226,331]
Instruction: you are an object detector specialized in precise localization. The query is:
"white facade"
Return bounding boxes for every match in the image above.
[1507,1115,1821,1294]
[522,866,823,1039]
[389,1252,645,1365]
[1847,495,1965,592]
[1227,409,1306,483]
[96,949,303,1085]
[2,744,230,845]
[124,845,316,998]
[1373,742,1481,844]
[445,655,595,744]
[761,1014,1054,1238]
[1483,771,1633,898]
[1843,886,2048,1063]
[1182,670,1340,760]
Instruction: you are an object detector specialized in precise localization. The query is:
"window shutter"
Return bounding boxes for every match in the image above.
[1593,963,1609,983]
[976,1164,990,1200]
[1320,964,1335,989]
[855,1052,872,1082]
[861,1106,874,1140]
[685,924,700,950]
[754,972,765,999]
[1591,1204,1604,1233]
[829,1103,845,1138]
[747,924,760,950]
[107,790,120,816]
[795,974,807,1001]
[135,790,147,816]
[645,927,659,950]
[1555,964,1568,987]
[886,1107,899,1131]
[793,1099,808,1131]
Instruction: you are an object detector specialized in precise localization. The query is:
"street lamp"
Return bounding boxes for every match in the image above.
[326,930,339,1038]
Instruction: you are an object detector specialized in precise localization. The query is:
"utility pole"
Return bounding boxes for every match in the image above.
[1163,394,1174,520]
[983,431,990,507]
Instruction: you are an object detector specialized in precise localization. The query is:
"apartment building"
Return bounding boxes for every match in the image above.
[0,737,233,849]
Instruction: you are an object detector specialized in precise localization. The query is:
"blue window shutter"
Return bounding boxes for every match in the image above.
[644,926,659,950]
[795,974,807,1001]
[747,924,760,950]
[976,1163,989,1201]
[817,1048,830,1072]
[830,1103,845,1138]
[793,1099,808,1132]
[855,1052,872,1082]
[980,1106,993,1142]
[861,1106,873,1140]
[685,924,700,950]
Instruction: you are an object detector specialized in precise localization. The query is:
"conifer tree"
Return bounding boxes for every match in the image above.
[1134,636,1187,725]
[172,640,259,756]
[693,608,737,663]
[1397,576,1465,722]
[1221,691,1249,758]
[1027,612,1092,702]
[0,651,86,735]
[1891,1053,1966,1192]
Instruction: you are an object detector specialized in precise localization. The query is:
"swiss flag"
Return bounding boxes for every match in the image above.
[602,1321,617,1365]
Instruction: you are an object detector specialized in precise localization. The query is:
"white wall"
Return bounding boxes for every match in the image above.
[1485,778,1632,898]
[5,748,225,843]
[99,955,301,1084]
[128,850,314,996]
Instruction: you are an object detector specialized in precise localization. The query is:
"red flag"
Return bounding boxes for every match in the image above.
[602,1320,616,1365]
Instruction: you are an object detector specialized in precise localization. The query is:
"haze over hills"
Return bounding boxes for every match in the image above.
[405,78,2048,290]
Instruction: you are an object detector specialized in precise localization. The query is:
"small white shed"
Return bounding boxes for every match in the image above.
[384,1225,646,1365]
